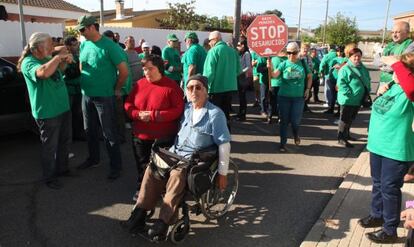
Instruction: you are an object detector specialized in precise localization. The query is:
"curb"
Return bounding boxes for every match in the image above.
[300,151,369,247]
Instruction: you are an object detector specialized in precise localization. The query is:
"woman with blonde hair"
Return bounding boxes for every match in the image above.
[18,32,74,189]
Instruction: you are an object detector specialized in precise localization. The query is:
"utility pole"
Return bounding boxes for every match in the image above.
[322,0,329,45]
[296,0,302,40]
[382,0,391,46]
[100,0,104,27]
[17,0,26,48]
[233,0,241,47]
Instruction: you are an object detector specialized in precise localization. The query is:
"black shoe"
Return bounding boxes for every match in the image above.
[58,169,79,177]
[120,207,147,234]
[358,215,384,228]
[366,229,397,243]
[323,109,334,114]
[77,160,100,170]
[279,145,287,153]
[46,180,63,190]
[294,135,301,146]
[338,139,354,148]
[107,171,121,180]
[267,116,272,124]
[236,114,246,121]
[347,135,358,141]
[148,219,169,242]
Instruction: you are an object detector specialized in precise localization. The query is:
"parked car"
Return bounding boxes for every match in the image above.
[0,57,35,135]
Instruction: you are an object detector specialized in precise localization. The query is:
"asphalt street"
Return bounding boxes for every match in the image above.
[0,69,380,247]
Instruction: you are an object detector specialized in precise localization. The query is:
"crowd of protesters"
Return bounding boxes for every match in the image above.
[16,14,414,244]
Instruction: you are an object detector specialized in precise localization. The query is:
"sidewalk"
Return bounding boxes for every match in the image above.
[301,151,414,247]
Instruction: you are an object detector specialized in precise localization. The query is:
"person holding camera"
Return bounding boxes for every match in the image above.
[17,32,73,189]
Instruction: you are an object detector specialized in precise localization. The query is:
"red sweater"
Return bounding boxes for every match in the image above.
[392,61,414,101]
[124,76,184,140]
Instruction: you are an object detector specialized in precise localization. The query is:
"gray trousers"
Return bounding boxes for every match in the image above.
[35,111,71,182]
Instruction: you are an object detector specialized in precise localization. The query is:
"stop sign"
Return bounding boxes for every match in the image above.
[247,15,288,57]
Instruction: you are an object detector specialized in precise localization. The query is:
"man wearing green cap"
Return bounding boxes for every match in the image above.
[181,32,207,89]
[75,15,128,180]
[162,34,182,84]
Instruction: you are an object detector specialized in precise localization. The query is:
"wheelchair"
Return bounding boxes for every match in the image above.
[147,147,239,244]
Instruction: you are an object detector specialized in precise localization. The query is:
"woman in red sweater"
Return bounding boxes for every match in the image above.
[125,54,184,200]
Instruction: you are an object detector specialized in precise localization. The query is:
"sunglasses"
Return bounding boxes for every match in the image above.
[287,51,298,55]
[186,85,203,91]
[79,27,86,33]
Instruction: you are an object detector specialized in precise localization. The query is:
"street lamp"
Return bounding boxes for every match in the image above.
[382,0,391,46]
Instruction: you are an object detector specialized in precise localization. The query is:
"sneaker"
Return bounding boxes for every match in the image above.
[261,112,268,121]
[46,180,63,190]
[77,160,100,170]
[338,139,354,148]
[267,116,272,124]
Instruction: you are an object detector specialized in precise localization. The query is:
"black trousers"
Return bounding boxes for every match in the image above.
[209,91,233,121]
[338,105,359,139]
[131,136,175,182]
[238,78,248,116]
[311,78,320,101]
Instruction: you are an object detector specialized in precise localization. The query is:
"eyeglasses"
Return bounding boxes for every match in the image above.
[287,51,298,55]
[186,85,203,91]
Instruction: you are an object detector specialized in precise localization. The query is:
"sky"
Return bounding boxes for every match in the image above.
[65,0,412,31]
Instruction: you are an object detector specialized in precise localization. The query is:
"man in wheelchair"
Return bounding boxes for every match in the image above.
[121,74,231,241]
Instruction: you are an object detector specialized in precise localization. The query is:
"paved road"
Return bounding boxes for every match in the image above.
[0,70,379,247]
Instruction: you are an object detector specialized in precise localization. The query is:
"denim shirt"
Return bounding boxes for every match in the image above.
[170,101,231,158]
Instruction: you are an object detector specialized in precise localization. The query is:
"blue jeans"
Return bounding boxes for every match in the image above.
[278,96,304,146]
[82,95,122,173]
[324,76,334,106]
[260,83,269,114]
[35,111,71,182]
[370,152,409,235]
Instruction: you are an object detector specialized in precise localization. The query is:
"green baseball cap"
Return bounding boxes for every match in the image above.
[167,33,179,41]
[75,15,97,31]
[184,32,198,41]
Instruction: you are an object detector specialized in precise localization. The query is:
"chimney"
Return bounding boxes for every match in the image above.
[115,0,124,20]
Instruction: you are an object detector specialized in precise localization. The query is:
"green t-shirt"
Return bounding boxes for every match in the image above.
[21,55,70,119]
[203,41,240,93]
[181,43,206,87]
[367,84,414,161]
[79,36,124,97]
[270,56,287,87]
[276,59,309,97]
[380,39,413,83]
[162,46,181,81]
[311,56,320,81]
[63,54,81,95]
[337,61,371,106]
[119,46,132,95]
[251,51,259,77]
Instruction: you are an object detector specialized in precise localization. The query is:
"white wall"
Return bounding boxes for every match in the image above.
[0,20,233,57]
[100,26,233,52]
[358,41,383,59]
[0,20,64,57]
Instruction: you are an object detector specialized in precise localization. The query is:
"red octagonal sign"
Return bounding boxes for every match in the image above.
[247,15,288,57]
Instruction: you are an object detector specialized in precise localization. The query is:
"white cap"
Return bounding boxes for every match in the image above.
[141,42,150,48]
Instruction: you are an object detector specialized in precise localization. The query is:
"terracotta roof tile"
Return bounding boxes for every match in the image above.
[0,0,87,13]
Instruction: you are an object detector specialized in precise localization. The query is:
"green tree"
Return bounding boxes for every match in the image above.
[156,0,203,30]
[263,9,283,18]
[315,12,360,45]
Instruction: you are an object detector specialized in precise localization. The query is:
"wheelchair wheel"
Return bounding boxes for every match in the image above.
[200,159,238,220]
[169,219,190,244]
